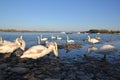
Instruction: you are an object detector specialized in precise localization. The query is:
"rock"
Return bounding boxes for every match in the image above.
[58,44,82,49]
[0,63,8,70]
[11,48,23,57]
[16,63,26,67]
[0,70,4,80]
[10,67,29,74]
[29,77,38,80]
[45,78,60,80]
[0,53,11,58]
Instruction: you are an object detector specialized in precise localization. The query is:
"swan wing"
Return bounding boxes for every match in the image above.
[100,45,115,50]
[90,38,99,43]
[24,45,47,54]
[21,45,49,59]
[3,40,14,46]
[0,44,19,53]
[96,45,116,54]
[0,45,10,53]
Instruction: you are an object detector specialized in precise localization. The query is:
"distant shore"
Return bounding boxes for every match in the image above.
[0,29,60,33]
[0,29,120,34]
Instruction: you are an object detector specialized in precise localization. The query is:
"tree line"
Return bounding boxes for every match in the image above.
[87,29,120,34]
[0,29,120,34]
[0,29,55,33]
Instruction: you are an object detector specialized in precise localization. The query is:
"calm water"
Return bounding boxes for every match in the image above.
[0,32,120,63]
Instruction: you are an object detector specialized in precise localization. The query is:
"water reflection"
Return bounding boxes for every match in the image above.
[85,44,117,61]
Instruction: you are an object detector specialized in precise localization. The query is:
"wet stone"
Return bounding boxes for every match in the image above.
[45,78,60,80]
[29,77,37,80]
[10,67,29,74]
[0,47,120,80]
[0,63,8,70]
[58,44,82,49]
[15,63,26,67]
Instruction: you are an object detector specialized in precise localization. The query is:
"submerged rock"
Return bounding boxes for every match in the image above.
[10,67,29,74]
[58,44,82,53]
[58,44,82,49]
[0,63,8,70]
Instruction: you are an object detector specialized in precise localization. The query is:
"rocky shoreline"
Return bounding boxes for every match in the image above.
[0,44,120,80]
[0,55,120,80]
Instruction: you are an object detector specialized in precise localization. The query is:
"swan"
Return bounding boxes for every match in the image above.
[57,35,62,40]
[85,44,117,59]
[0,35,26,54]
[51,34,56,39]
[61,32,66,34]
[97,33,100,34]
[20,42,58,59]
[37,36,41,45]
[37,36,48,45]
[39,34,48,41]
[67,36,74,43]
[87,35,99,45]
[95,35,101,40]
[77,32,81,34]
[0,36,3,46]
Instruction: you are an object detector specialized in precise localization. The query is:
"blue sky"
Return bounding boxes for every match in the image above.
[0,0,120,31]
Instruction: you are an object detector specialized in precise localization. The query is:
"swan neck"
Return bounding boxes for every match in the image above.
[53,42,58,57]
[67,36,69,41]
[88,36,90,40]
[15,38,26,51]
[38,36,41,44]
[40,34,42,39]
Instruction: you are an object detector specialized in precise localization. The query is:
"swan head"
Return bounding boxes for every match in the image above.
[87,35,90,39]
[46,42,58,57]
[87,35,90,38]
[15,35,26,51]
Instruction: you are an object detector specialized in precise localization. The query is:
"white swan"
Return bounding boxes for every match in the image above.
[0,36,26,54]
[0,36,3,46]
[67,36,74,43]
[57,35,62,40]
[85,44,117,59]
[51,34,56,40]
[39,34,48,41]
[77,32,81,34]
[37,36,41,45]
[87,35,99,45]
[20,42,58,59]
[37,36,48,45]
[95,35,101,40]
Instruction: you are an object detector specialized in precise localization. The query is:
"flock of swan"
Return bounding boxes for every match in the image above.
[0,34,118,60]
[86,35,117,60]
[0,35,58,59]
[37,34,75,45]
[0,36,25,53]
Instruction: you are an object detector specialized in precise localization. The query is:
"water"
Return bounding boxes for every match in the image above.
[0,32,120,61]
[1,32,120,79]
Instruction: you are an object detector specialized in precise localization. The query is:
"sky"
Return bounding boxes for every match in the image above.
[0,0,120,31]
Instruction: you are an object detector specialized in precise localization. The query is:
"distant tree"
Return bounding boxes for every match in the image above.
[89,29,99,33]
